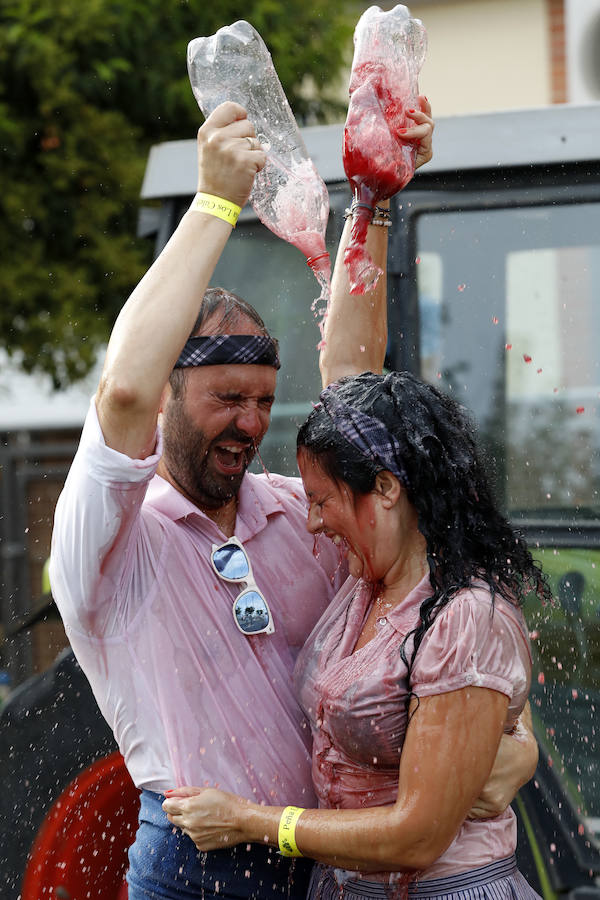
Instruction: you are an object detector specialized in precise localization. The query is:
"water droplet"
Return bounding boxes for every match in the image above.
[359,344,366,352]
[492,316,498,325]
[538,672,545,685]
[457,283,466,292]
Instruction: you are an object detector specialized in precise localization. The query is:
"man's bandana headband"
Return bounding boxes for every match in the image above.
[174,335,281,370]
[318,384,410,488]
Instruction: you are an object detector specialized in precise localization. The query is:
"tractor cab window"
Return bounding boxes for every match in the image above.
[415,201,600,835]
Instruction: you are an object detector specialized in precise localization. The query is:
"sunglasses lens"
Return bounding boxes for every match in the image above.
[234,591,271,634]
[212,545,250,580]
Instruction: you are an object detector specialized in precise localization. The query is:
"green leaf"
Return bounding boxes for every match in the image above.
[0,0,354,385]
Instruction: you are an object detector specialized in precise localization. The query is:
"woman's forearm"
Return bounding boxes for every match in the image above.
[318,210,389,389]
[242,799,438,873]
[164,687,508,873]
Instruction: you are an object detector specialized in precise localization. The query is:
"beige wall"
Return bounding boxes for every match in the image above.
[391,0,553,115]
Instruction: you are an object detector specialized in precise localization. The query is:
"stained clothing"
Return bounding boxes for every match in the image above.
[294,574,533,891]
[49,400,345,805]
[308,855,540,900]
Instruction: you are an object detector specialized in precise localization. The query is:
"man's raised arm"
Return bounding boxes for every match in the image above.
[96,102,266,459]
[319,98,433,389]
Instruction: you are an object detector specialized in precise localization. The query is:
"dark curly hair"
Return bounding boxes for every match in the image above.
[297,371,551,674]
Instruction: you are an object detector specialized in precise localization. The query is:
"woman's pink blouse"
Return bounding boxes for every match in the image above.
[293,574,533,881]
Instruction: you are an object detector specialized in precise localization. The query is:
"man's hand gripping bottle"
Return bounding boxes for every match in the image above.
[188,22,331,312]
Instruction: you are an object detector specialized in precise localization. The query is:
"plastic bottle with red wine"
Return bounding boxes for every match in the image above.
[343,5,427,294]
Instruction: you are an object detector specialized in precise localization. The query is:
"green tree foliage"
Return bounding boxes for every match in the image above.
[0,0,352,387]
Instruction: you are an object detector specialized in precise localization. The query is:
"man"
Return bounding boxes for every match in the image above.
[50,101,531,899]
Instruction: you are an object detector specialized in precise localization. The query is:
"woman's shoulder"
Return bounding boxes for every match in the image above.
[409,579,532,698]
[456,580,529,637]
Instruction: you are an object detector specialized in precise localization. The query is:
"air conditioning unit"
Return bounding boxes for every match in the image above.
[566,0,600,102]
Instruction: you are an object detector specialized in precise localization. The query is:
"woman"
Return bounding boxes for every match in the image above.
[163,370,549,899]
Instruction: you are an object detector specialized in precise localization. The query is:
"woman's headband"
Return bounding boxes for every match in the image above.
[318,383,410,488]
[174,335,281,369]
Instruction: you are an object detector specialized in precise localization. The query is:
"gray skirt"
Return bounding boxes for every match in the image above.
[307,855,540,900]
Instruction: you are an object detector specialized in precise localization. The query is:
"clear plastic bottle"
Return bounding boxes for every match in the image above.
[188,21,331,313]
[343,5,427,295]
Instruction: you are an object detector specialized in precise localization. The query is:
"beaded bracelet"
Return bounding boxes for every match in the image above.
[343,203,392,227]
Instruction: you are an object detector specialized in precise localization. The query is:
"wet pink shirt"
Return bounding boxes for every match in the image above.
[50,400,345,804]
[294,574,532,881]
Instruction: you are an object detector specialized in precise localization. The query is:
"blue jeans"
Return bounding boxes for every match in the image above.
[126,789,313,899]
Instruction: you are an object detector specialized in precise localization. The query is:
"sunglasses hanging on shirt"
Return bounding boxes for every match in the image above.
[211,536,275,636]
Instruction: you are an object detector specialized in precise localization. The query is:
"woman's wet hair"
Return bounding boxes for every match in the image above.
[297,371,551,673]
[169,287,277,398]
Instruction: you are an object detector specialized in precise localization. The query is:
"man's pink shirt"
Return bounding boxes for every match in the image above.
[50,400,345,804]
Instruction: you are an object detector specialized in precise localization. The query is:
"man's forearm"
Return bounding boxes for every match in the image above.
[97,209,232,458]
[95,102,266,459]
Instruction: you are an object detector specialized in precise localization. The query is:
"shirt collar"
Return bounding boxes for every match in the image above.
[145,471,286,542]
[385,571,433,633]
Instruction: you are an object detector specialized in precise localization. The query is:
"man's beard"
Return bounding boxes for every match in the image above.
[161,399,257,509]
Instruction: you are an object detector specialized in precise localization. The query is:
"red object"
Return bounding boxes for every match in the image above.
[342,8,426,294]
[22,751,139,900]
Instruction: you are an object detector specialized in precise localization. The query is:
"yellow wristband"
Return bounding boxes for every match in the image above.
[191,192,241,227]
[278,805,305,857]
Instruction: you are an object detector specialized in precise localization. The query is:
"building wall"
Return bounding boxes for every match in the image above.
[408,0,553,115]
[566,0,600,102]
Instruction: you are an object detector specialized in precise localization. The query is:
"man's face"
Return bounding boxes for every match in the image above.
[161,362,276,510]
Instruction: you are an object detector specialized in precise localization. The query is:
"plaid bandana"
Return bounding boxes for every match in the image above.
[174,335,280,370]
[318,384,410,488]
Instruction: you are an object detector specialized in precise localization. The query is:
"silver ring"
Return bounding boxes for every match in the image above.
[245,136,255,150]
